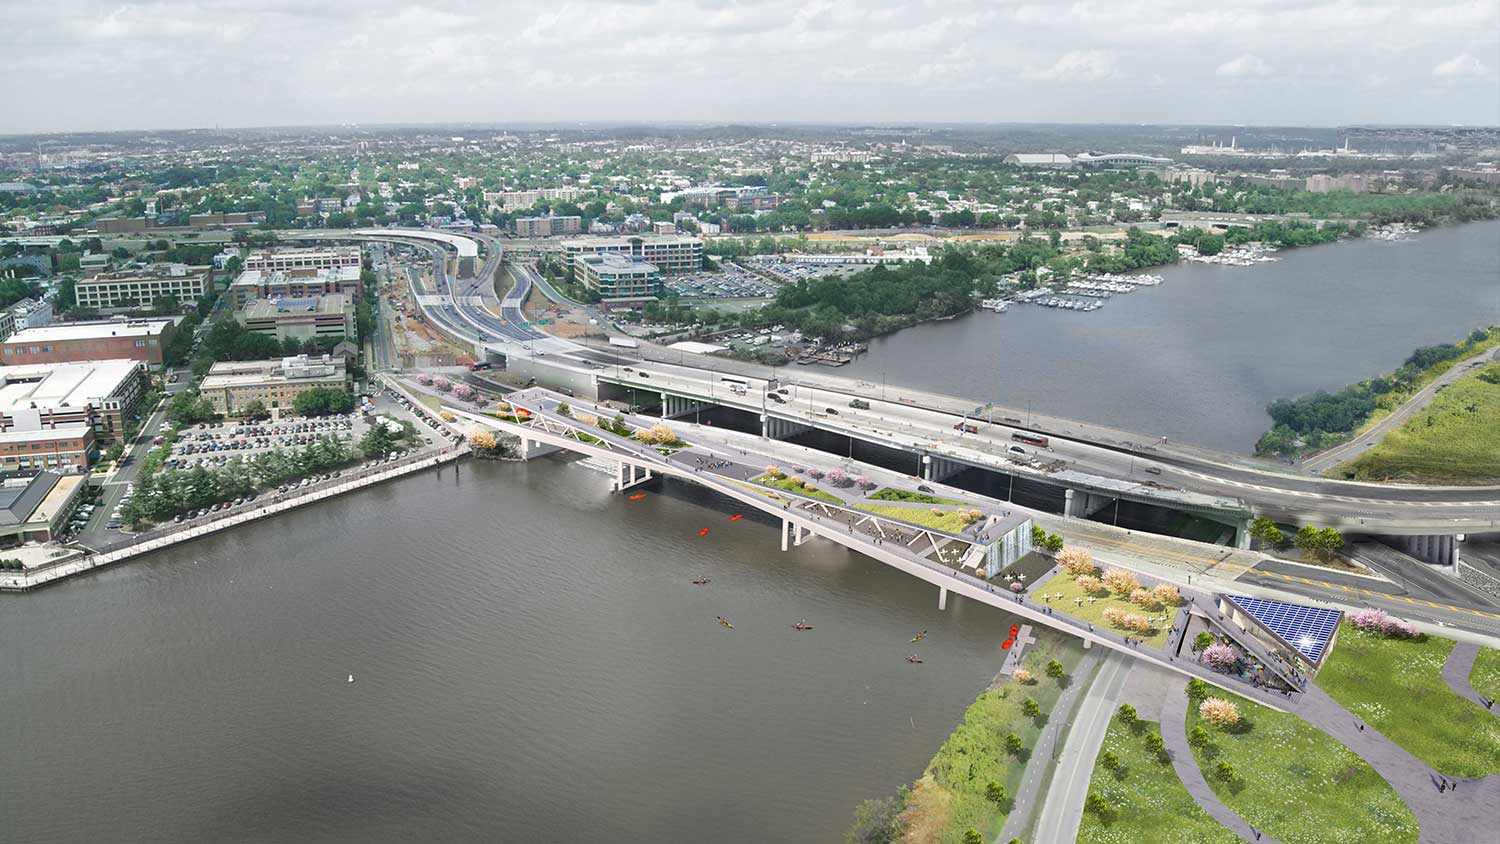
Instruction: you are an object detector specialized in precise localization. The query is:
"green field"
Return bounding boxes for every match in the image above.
[1317,623,1500,777]
[868,487,963,506]
[853,502,976,534]
[1471,647,1500,704]
[1035,571,1170,647]
[1334,366,1500,484]
[1075,716,1239,844]
[1184,690,1418,844]
[750,473,843,503]
[894,636,1084,844]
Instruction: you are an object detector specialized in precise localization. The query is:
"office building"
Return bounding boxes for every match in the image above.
[199,355,350,415]
[244,246,362,274]
[228,266,363,308]
[482,187,587,211]
[0,319,175,368]
[0,471,87,545]
[0,359,146,440]
[0,426,95,473]
[514,215,582,238]
[237,295,355,343]
[574,253,661,297]
[563,234,703,275]
[73,263,209,311]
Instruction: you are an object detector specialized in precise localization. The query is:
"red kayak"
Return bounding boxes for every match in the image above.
[628,493,647,501]
[729,514,744,522]
[698,528,710,537]
[906,655,924,664]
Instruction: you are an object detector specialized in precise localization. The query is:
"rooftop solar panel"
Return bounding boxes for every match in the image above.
[1227,595,1342,664]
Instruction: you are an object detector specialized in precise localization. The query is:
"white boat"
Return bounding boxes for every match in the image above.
[348,674,356,683]
[979,298,1009,313]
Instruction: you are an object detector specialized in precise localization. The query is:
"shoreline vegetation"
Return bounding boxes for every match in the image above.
[1254,325,1499,467]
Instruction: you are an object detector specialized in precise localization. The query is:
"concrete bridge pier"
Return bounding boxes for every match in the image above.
[612,461,653,493]
[938,585,948,610]
[1391,534,1458,567]
[763,415,814,440]
[1064,488,1116,519]
[519,437,561,461]
[923,454,966,482]
[781,517,790,551]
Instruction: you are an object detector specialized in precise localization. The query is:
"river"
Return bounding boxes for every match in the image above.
[0,459,1024,844]
[841,220,1500,452]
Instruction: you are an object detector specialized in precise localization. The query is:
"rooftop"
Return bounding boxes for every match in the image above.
[201,354,347,389]
[0,360,141,413]
[0,472,67,526]
[3,319,173,344]
[1226,594,1343,665]
[241,294,351,319]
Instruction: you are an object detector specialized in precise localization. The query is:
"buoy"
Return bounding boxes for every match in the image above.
[347,674,355,683]
[1002,638,1013,650]
[699,528,710,537]
[1010,624,1020,637]
[629,493,647,500]
[729,514,744,522]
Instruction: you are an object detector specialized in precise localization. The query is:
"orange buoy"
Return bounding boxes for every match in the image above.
[1009,624,1020,637]
[628,493,647,500]
[729,514,744,522]
[1001,638,1014,650]
[699,528,710,537]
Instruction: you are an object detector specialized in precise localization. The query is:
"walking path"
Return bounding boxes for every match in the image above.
[1160,675,1282,844]
[1031,651,1131,844]
[998,625,1036,676]
[995,647,1103,843]
[1294,684,1500,844]
[1440,641,1499,716]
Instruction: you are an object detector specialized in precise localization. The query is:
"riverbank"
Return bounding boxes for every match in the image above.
[0,446,467,592]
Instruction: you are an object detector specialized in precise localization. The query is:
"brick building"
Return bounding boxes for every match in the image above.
[0,319,176,368]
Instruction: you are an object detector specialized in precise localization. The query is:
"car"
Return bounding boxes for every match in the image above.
[1008,445,1026,455]
[1144,466,1162,475]
[825,408,839,415]
[917,485,935,494]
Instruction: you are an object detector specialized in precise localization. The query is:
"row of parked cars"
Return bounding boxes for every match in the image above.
[384,388,465,446]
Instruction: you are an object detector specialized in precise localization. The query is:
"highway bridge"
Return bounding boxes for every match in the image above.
[287,228,1499,562]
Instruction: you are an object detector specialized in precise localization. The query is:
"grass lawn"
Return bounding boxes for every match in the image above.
[1035,571,1170,648]
[1075,716,1239,844]
[897,636,1084,844]
[1185,689,1418,844]
[868,486,962,506]
[1471,647,1500,704]
[1318,622,1500,777]
[750,473,843,504]
[412,393,444,413]
[853,502,975,534]
[1334,366,1500,484]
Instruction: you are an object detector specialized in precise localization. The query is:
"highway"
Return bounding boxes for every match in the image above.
[323,228,1500,539]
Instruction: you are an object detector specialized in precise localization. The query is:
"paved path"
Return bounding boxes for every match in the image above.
[1031,651,1130,844]
[1441,641,1499,717]
[1294,684,1500,844]
[995,647,1103,843]
[1160,675,1281,843]
[1301,346,1497,474]
[999,625,1036,676]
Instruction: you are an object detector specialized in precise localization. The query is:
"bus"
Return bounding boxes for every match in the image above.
[1012,432,1049,448]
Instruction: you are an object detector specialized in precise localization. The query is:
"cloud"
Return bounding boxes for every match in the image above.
[1024,50,1116,81]
[1432,52,1490,77]
[1216,54,1272,78]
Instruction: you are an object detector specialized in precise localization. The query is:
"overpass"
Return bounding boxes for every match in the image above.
[289,228,1499,563]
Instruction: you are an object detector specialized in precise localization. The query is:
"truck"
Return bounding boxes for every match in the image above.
[609,337,640,349]
[467,361,492,371]
[954,422,979,434]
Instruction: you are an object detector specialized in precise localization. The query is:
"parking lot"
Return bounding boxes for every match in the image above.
[739,256,872,284]
[663,263,780,298]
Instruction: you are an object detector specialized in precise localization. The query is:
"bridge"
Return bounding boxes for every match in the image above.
[287,228,1499,565]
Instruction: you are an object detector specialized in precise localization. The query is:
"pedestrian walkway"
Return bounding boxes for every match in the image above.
[996,648,1103,843]
[1160,675,1282,843]
[1441,641,1499,717]
[1031,651,1131,844]
[998,625,1036,676]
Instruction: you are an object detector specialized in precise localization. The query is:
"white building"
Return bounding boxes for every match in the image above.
[244,246,362,274]
[74,264,209,311]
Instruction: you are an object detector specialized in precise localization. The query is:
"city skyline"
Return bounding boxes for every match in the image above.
[3,0,1498,133]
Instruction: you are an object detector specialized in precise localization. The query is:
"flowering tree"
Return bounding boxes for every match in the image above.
[416,374,433,385]
[826,469,852,487]
[1013,669,1034,684]
[1059,548,1096,577]
[1349,608,1419,639]
[1202,643,1239,672]
[1102,568,1140,594]
[807,468,825,480]
[431,375,452,392]
[765,465,785,480]
[453,384,476,401]
[1152,583,1182,607]
[1009,581,1025,593]
[856,476,877,491]
[1199,697,1241,727]
[1129,588,1159,609]
[1076,575,1103,595]
[634,424,679,445]
[791,466,805,474]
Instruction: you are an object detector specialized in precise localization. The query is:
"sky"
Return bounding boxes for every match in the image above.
[3,0,1498,133]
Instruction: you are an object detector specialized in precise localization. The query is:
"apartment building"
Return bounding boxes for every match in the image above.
[237,295,354,343]
[199,354,350,415]
[0,319,175,368]
[243,246,362,274]
[73,263,210,311]
[563,234,703,275]
[482,187,587,212]
[574,253,661,297]
[514,215,583,238]
[0,359,145,439]
[228,266,363,308]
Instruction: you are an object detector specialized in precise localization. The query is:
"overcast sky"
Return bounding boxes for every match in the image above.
[3,0,1498,133]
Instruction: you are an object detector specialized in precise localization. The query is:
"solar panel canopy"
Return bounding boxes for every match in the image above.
[1228,595,1342,664]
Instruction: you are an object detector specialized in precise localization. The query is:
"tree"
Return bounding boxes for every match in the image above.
[1186,678,1210,702]
[846,795,903,844]
[1193,632,1215,652]
[1214,761,1237,783]
[1249,517,1284,545]
[1044,533,1064,553]
[985,781,1006,806]
[1116,703,1138,727]
[293,387,354,417]
[1022,698,1041,718]
[1031,524,1046,545]
[1101,750,1120,771]
[1005,733,1023,755]
[242,399,270,421]
[1143,731,1167,761]
[1046,659,1065,680]
[167,390,215,427]
[1084,792,1109,816]
[962,830,983,844]
[1188,726,1212,749]
[555,401,571,417]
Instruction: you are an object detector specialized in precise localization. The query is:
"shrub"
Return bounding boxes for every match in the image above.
[1202,643,1239,672]
[1186,678,1210,701]
[808,468,825,480]
[1102,568,1139,594]
[554,400,570,416]
[1117,703,1138,726]
[985,781,1006,806]
[962,830,983,844]
[1005,733,1023,754]
[765,465,785,480]
[1008,581,1025,593]
[1188,726,1212,749]
[1084,792,1109,816]
[635,424,679,445]
[1058,547,1096,576]
[1101,750,1120,771]
[1022,698,1041,718]
[1044,533,1065,552]
[1012,669,1034,684]
[574,412,599,427]
[1075,574,1102,594]
[1199,697,1241,727]
[1129,588,1159,609]
[1214,761,1237,782]
[1349,607,1419,639]
[1151,583,1181,606]
[1046,659,1065,679]
[1102,606,1126,626]
[1193,631,1215,652]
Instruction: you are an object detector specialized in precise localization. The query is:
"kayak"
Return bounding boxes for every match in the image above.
[629,493,647,501]
[906,656,924,664]
[911,631,927,643]
[729,514,744,522]
[792,622,813,631]
[692,578,710,585]
[718,618,734,629]
[699,528,710,537]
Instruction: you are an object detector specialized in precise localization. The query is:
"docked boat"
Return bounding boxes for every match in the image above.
[978,298,1009,313]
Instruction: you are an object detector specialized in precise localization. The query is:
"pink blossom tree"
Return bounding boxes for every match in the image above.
[1202,643,1239,672]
